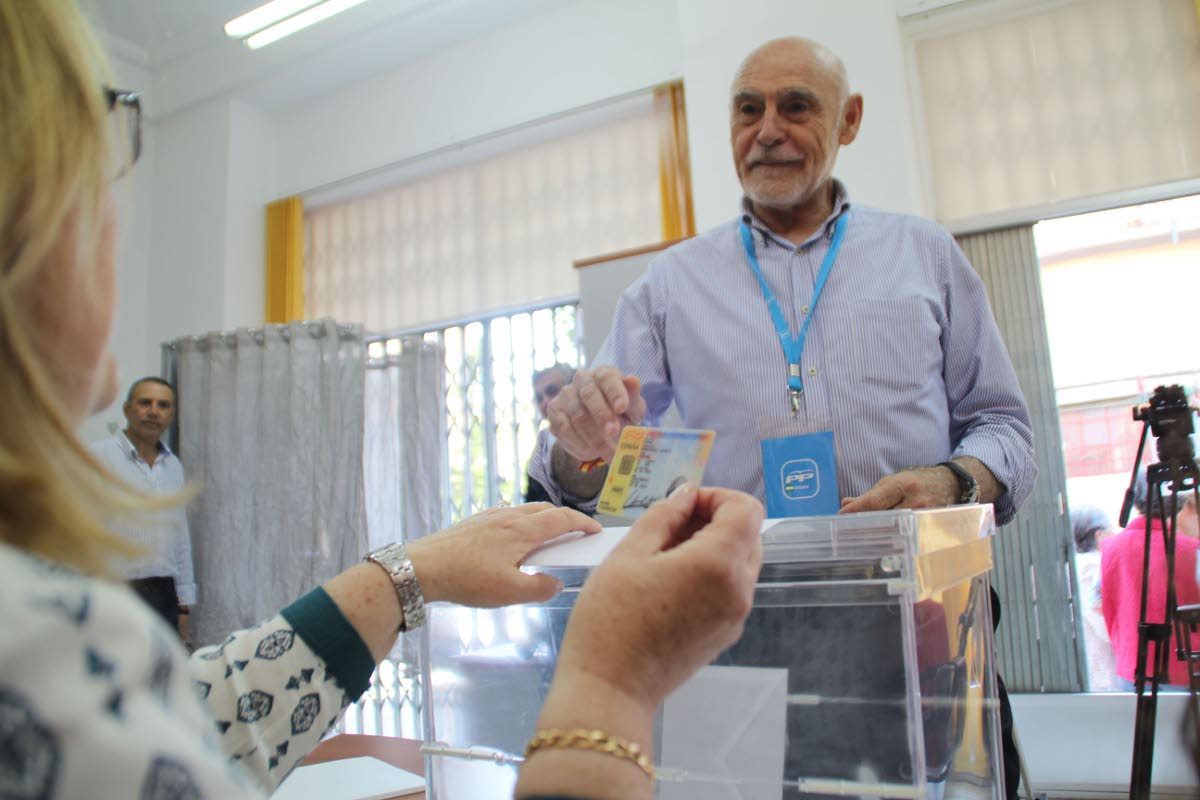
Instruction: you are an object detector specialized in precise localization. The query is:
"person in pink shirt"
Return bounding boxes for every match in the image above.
[1101,473,1200,690]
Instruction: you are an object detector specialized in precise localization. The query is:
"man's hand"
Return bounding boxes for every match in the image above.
[547,366,647,463]
[838,465,959,514]
[838,457,1002,515]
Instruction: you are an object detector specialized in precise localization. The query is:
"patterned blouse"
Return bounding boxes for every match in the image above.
[0,541,376,799]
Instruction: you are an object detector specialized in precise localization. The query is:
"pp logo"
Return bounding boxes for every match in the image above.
[781,459,819,500]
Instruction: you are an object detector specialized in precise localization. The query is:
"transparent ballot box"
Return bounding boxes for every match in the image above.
[420,505,1003,799]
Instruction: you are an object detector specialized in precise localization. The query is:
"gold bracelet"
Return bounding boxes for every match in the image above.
[524,728,654,781]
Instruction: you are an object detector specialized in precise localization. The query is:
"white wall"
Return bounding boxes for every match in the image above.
[223,100,275,329]
[83,51,157,443]
[147,98,234,355]
[145,98,277,364]
[273,0,682,199]
[676,0,926,230]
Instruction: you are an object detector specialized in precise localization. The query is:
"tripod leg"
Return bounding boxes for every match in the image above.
[1129,633,1160,800]
[1128,482,1169,800]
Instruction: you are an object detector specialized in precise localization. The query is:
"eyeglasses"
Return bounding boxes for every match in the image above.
[105,87,142,180]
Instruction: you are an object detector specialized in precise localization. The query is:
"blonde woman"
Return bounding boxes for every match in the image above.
[0,3,763,799]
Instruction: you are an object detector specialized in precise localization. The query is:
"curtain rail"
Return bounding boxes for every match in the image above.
[161,320,361,350]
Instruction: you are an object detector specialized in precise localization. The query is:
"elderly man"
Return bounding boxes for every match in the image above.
[528,37,1034,797]
[91,377,195,642]
[525,364,580,507]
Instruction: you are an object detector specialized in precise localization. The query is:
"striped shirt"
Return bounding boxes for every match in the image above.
[529,182,1036,524]
[90,432,197,605]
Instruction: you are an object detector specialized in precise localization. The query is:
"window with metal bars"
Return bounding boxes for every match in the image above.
[405,299,583,522]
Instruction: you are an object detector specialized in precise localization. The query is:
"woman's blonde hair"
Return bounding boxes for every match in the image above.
[0,0,147,573]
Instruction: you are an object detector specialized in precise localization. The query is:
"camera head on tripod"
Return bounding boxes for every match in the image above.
[1120,385,1200,527]
[1135,385,1200,491]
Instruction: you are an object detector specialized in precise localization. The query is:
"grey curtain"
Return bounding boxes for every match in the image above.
[172,320,367,647]
[364,336,446,549]
[956,227,1087,692]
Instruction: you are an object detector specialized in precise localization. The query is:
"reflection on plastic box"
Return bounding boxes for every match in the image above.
[421,506,1004,799]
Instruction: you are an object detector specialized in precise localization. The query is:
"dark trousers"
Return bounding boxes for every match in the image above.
[129,575,180,633]
[991,586,1021,800]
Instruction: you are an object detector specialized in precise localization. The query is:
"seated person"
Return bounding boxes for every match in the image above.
[526,363,590,512]
[0,8,763,799]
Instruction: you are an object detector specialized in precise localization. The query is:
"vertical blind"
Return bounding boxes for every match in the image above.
[957,226,1086,692]
[915,0,1200,223]
[304,104,661,333]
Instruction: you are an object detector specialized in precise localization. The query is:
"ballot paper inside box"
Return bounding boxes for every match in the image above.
[420,505,1005,800]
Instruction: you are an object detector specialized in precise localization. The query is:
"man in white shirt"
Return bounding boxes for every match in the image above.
[91,377,195,642]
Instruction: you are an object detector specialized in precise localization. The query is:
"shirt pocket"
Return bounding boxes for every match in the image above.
[826,297,943,395]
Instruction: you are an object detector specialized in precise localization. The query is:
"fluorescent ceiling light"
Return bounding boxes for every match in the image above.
[244,0,370,49]
[225,0,324,39]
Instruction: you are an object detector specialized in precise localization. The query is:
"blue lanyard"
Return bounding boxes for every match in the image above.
[739,212,848,414]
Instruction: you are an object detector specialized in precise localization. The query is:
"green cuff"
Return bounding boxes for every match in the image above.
[281,587,375,701]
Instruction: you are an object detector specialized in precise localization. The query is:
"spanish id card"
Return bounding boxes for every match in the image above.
[597,426,715,519]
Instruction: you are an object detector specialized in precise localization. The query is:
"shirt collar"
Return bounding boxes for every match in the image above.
[739,179,851,250]
[117,431,172,464]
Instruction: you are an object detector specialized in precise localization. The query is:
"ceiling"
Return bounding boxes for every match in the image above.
[81,0,563,117]
[84,0,257,62]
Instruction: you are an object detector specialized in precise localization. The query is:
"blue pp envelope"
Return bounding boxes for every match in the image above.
[761,431,840,518]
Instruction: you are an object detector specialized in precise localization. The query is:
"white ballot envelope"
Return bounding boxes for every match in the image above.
[660,665,788,800]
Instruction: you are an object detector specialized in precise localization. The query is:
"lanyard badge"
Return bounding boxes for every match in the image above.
[739,213,848,415]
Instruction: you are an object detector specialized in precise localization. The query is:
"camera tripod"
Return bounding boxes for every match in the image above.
[1117,385,1200,800]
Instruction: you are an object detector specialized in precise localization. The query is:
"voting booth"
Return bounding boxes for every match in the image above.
[420,505,1005,799]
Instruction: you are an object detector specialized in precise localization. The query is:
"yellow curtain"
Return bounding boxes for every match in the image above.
[265,197,304,323]
[654,81,696,242]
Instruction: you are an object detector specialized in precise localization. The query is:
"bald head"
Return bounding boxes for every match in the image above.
[733,38,850,108]
[728,37,863,225]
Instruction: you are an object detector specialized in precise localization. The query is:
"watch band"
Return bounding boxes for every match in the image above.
[364,542,427,632]
[938,460,980,504]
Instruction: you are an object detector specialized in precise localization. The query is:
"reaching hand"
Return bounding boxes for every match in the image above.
[407,503,601,607]
[838,465,958,515]
[547,366,648,463]
[555,485,764,710]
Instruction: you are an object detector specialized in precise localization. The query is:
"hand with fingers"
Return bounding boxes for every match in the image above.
[838,465,959,515]
[560,484,765,705]
[547,366,649,463]
[406,503,602,608]
[514,485,764,799]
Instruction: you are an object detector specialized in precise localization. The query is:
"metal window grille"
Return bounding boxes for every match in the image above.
[340,298,582,737]
[431,299,582,520]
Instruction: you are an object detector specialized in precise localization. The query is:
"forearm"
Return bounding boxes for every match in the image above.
[515,673,655,800]
[321,562,403,663]
[551,443,609,500]
[190,600,371,789]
